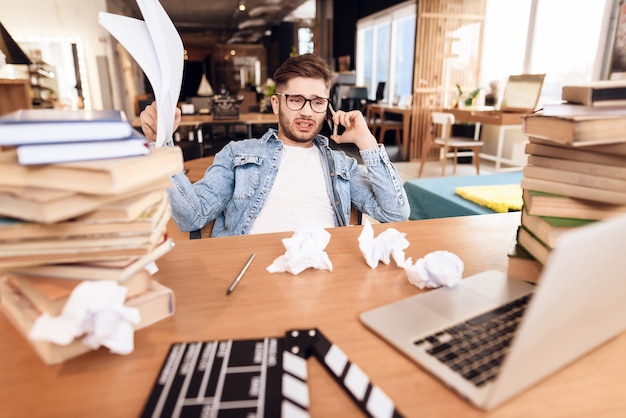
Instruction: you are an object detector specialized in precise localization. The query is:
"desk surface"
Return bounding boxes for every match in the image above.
[404,172,523,220]
[2,213,625,417]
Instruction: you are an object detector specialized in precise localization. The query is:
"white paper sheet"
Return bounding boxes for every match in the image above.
[99,0,183,146]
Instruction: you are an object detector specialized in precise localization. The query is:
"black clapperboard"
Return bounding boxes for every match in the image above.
[141,328,404,418]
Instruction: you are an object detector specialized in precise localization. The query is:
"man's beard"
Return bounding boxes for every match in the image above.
[278,112,322,144]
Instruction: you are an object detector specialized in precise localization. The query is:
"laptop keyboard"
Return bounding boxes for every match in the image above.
[414,294,532,387]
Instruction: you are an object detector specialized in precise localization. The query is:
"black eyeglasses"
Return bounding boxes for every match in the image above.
[275,92,330,113]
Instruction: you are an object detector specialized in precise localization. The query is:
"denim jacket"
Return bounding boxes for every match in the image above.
[167,129,409,237]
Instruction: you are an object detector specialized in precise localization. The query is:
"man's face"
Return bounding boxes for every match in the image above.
[271,77,330,147]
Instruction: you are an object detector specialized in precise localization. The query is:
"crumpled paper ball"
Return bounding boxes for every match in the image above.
[404,250,464,289]
[358,218,410,269]
[266,225,333,275]
[28,280,141,355]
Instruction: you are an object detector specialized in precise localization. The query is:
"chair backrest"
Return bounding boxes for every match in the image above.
[375,82,386,102]
[430,111,456,142]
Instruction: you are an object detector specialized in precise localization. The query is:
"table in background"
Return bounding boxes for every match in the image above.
[132,112,279,129]
[2,213,625,417]
[367,104,412,160]
[446,108,528,171]
[404,172,523,220]
[133,113,279,159]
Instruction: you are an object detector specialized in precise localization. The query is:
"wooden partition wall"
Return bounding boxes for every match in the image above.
[409,0,486,161]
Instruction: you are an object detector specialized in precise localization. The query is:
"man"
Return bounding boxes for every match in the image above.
[140,53,409,237]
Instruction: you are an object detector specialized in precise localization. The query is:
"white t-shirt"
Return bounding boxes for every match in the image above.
[249,145,335,234]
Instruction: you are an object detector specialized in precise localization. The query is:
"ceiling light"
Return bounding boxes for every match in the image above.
[248,5,281,17]
[238,1,246,12]
[237,18,267,30]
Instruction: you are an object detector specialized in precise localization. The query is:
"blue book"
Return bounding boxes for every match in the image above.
[16,129,149,165]
[0,109,133,145]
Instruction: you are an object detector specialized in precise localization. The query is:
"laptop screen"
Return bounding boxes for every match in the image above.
[499,74,545,112]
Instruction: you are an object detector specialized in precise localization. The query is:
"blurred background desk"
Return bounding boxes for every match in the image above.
[133,113,278,160]
[446,108,528,171]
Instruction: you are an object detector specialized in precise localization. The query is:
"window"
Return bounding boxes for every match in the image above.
[480,0,612,108]
[356,1,416,103]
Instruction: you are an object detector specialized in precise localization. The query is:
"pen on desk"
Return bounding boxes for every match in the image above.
[226,253,255,295]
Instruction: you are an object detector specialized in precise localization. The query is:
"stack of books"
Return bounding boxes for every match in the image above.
[0,109,184,365]
[509,88,626,283]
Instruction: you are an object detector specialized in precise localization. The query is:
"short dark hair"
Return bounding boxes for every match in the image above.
[272,54,333,90]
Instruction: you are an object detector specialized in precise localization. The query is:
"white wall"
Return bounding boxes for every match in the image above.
[0,0,139,114]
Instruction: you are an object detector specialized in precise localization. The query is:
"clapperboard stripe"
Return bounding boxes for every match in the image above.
[281,350,310,417]
[306,328,404,418]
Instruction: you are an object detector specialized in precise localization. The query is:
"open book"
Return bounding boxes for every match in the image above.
[99,0,184,147]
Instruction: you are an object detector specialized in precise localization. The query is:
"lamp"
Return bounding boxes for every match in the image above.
[0,22,31,65]
[197,64,213,96]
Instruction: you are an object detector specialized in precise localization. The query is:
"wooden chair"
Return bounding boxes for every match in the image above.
[366,105,403,148]
[418,111,483,177]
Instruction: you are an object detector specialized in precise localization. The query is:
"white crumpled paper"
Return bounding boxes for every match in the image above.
[267,226,333,275]
[358,218,410,269]
[404,250,464,289]
[28,280,141,355]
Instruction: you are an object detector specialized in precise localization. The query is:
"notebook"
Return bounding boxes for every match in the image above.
[498,73,545,113]
[360,213,626,410]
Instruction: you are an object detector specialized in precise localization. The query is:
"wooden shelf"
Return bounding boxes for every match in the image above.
[0,79,31,115]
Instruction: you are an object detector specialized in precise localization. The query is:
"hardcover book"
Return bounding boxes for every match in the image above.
[522,189,626,220]
[0,278,175,365]
[506,238,543,284]
[0,193,169,241]
[9,238,174,282]
[562,80,626,107]
[525,141,626,167]
[520,209,594,248]
[7,269,151,316]
[526,154,626,181]
[522,104,626,146]
[523,165,626,193]
[0,178,171,224]
[0,146,183,195]
[517,225,550,265]
[0,109,133,145]
[16,130,149,165]
[528,136,626,156]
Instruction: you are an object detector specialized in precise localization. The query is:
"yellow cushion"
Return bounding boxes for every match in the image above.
[455,184,523,213]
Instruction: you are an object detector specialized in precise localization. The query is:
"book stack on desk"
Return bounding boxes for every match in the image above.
[509,101,626,282]
[0,110,184,364]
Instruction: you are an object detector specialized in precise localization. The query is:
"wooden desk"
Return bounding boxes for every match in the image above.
[368,104,412,160]
[2,213,625,417]
[446,108,528,172]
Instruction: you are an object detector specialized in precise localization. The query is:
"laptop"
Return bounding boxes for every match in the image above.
[360,214,626,410]
[498,73,545,113]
